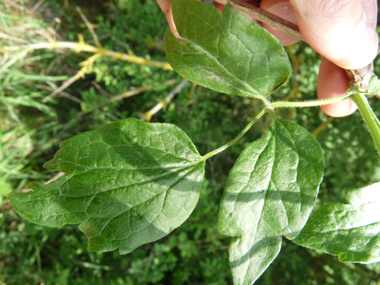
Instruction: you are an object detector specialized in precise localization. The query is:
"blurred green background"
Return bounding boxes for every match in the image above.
[1,0,380,284]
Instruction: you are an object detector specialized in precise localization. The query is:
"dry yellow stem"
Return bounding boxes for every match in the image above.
[2,39,172,70]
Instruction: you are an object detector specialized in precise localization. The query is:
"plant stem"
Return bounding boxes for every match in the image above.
[201,108,267,160]
[2,40,172,70]
[369,106,380,129]
[271,91,354,109]
[351,93,380,155]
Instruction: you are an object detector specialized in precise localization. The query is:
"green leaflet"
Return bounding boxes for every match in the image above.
[367,75,380,95]
[8,119,205,254]
[164,0,291,98]
[218,119,324,285]
[293,182,380,263]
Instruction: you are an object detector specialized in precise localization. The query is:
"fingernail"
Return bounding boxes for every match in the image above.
[266,2,297,24]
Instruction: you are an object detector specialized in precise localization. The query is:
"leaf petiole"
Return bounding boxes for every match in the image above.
[271,90,354,109]
[201,108,267,160]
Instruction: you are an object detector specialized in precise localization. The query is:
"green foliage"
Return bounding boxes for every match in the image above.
[2,0,380,284]
[368,75,380,95]
[294,182,380,263]
[218,119,324,284]
[1,177,231,285]
[0,32,65,190]
[9,119,205,254]
[163,0,380,282]
[165,0,291,98]
[0,179,12,204]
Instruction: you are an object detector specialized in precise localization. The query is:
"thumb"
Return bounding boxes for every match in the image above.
[289,0,378,69]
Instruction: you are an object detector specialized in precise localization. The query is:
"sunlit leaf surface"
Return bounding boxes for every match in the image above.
[218,119,324,285]
[8,119,205,254]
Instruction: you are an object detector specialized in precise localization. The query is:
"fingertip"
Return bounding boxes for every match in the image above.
[157,0,180,38]
[317,57,357,117]
[260,0,300,46]
[213,1,224,13]
[157,0,171,13]
[319,97,357,118]
[290,0,379,69]
[165,6,181,38]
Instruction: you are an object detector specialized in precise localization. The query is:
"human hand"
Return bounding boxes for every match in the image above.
[157,0,379,117]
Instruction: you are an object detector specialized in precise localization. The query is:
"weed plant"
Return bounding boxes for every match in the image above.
[1,0,380,284]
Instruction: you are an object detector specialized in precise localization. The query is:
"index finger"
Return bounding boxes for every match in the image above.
[157,0,180,37]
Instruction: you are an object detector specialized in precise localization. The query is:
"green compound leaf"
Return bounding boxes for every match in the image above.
[293,182,380,263]
[218,119,324,285]
[8,119,205,254]
[164,0,291,98]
